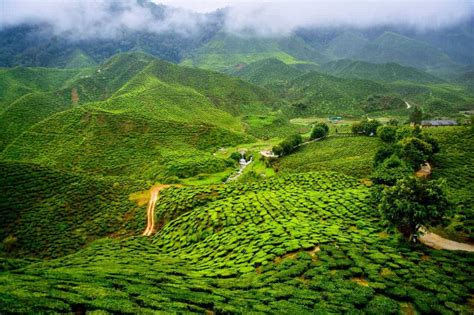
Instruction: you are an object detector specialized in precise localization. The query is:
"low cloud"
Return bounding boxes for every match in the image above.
[0,0,472,39]
[0,0,210,39]
[224,0,474,36]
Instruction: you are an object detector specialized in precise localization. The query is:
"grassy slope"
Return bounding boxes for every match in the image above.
[138,59,276,116]
[0,172,472,313]
[284,71,389,116]
[356,32,456,69]
[0,67,85,110]
[234,59,473,117]
[0,161,147,258]
[0,53,152,151]
[427,126,474,240]
[276,136,381,178]
[0,107,251,181]
[233,58,304,88]
[320,59,443,84]
[181,33,321,73]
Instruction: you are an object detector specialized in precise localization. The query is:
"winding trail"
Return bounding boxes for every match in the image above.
[419,229,474,252]
[414,163,474,251]
[225,157,253,183]
[142,184,178,236]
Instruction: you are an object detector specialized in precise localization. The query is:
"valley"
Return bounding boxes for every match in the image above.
[0,1,473,314]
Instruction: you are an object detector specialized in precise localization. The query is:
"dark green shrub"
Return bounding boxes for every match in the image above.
[371,155,411,186]
[377,126,397,143]
[365,295,399,314]
[379,177,450,242]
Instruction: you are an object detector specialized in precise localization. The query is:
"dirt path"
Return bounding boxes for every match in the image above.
[142,184,176,236]
[419,230,474,252]
[415,162,431,178]
[413,163,474,251]
[225,157,253,183]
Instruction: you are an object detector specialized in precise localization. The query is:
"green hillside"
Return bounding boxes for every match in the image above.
[320,59,443,84]
[136,59,276,116]
[1,171,473,313]
[181,33,322,73]
[356,32,455,69]
[64,49,97,69]
[284,71,389,115]
[0,67,85,109]
[0,161,147,258]
[323,31,369,59]
[0,107,251,181]
[276,136,381,178]
[233,58,304,88]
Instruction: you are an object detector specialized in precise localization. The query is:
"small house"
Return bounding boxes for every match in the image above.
[421,120,457,127]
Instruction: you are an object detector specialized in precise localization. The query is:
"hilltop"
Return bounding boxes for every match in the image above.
[181,33,325,73]
[320,59,443,84]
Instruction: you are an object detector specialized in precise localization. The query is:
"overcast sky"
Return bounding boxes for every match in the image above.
[1,0,473,38]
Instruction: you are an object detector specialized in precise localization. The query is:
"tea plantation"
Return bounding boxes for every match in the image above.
[1,172,473,313]
[276,136,382,178]
[427,127,474,240]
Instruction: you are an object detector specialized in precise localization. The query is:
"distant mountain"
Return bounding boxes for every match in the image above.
[233,58,304,88]
[355,32,455,69]
[181,33,325,73]
[455,71,474,91]
[0,52,285,180]
[320,59,443,84]
[283,71,389,115]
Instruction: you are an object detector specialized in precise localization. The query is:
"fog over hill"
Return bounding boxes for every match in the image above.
[1,0,473,72]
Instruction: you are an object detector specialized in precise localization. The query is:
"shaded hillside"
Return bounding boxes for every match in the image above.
[320,59,443,84]
[181,33,324,73]
[233,58,304,88]
[1,171,473,313]
[283,71,389,115]
[0,107,252,181]
[0,67,86,109]
[356,32,455,69]
[0,52,278,151]
[0,161,147,258]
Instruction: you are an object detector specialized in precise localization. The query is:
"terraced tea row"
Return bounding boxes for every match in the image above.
[0,171,472,313]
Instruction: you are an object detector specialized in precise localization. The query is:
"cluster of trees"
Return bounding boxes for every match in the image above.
[370,124,448,243]
[272,134,303,157]
[378,177,449,243]
[373,125,439,177]
[351,119,382,136]
[310,122,329,140]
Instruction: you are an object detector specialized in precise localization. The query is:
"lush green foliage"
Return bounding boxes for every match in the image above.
[310,122,329,140]
[352,119,382,136]
[320,59,443,84]
[277,136,381,178]
[379,177,450,241]
[0,172,472,313]
[371,155,412,186]
[427,127,474,240]
[272,134,303,156]
[377,125,397,143]
[0,162,147,258]
[409,106,423,125]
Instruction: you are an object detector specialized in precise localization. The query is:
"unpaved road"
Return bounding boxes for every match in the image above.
[414,163,474,251]
[143,184,175,236]
[419,230,474,252]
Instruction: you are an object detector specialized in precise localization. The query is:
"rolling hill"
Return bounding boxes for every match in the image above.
[320,59,443,84]
[181,33,324,73]
[355,32,455,69]
[232,58,304,88]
